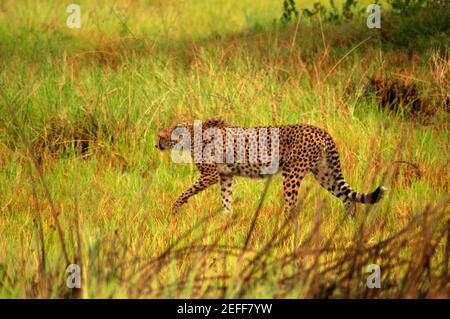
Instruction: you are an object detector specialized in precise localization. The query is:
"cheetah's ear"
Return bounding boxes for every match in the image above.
[171,122,190,131]
[203,117,229,128]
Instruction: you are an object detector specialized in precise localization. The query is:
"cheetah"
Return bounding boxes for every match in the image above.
[156,118,386,214]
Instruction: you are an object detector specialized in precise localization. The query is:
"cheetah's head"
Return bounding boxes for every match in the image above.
[156,118,229,151]
[155,122,190,151]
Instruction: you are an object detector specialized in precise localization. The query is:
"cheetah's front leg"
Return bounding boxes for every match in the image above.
[172,173,218,212]
[219,174,233,214]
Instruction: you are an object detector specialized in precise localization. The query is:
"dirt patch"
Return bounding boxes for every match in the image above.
[391,160,422,187]
[66,37,150,70]
[30,113,108,163]
[24,113,133,171]
[366,74,433,119]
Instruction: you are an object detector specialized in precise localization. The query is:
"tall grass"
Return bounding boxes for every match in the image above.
[0,0,448,298]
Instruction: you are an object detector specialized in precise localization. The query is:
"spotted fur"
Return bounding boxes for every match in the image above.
[156,118,386,214]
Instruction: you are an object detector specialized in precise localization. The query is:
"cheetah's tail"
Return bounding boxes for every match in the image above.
[345,185,387,204]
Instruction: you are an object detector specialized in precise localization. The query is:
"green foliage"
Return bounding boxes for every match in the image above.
[389,0,448,14]
[281,0,299,24]
[383,0,450,51]
[302,0,365,24]
[278,0,449,52]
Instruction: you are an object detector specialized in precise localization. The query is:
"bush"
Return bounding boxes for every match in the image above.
[383,1,450,52]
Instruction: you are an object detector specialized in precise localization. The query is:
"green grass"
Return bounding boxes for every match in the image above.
[0,0,448,298]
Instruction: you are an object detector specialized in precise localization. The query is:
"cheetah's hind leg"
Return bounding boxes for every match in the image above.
[219,174,233,214]
[312,154,387,216]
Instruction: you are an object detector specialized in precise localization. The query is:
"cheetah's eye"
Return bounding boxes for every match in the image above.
[171,134,184,144]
